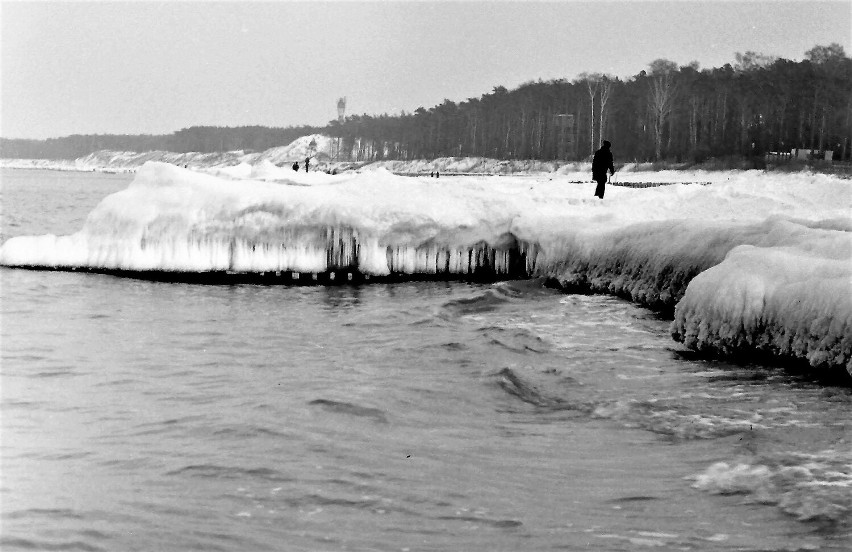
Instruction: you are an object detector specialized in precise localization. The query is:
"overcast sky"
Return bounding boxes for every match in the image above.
[2,1,850,139]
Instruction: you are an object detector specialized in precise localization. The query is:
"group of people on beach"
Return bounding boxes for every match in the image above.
[292,157,311,172]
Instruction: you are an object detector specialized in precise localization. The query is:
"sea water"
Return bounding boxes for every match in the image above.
[1,168,850,551]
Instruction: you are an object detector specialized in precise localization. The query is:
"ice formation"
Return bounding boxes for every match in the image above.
[1,161,850,373]
[671,221,852,370]
[0,163,539,277]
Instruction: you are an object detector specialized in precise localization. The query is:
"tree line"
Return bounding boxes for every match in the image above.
[2,44,849,163]
[328,44,851,164]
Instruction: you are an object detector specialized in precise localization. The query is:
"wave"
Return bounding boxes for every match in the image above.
[690,449,852,526]
[308,399,388,423]
[441,290,511,315]
[0,536,105,552]
[493,368,574,409]
[165,464,293,481]
[2,162,850,374]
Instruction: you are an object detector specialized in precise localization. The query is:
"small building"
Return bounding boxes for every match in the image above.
[793,148,814,160]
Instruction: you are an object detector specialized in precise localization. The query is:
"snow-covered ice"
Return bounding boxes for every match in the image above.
[671,221,851,370]
[1,161,850,373]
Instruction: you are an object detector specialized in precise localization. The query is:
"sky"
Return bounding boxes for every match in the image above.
[1,1,850,140]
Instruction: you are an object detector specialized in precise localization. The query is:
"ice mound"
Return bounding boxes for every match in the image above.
[0,162,535,276]
[551,217,852,313]
[672,222,852,373]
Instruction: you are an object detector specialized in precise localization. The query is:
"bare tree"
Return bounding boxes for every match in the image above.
[577,72,601,155]
[647,59,678,160]
[598,75,615,147]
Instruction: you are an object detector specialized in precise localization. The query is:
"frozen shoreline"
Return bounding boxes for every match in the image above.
[2,161,850,376]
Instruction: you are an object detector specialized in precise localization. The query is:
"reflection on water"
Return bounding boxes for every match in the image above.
[320,285,364,310]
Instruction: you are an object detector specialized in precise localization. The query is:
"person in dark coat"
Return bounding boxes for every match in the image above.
[292,162,299,171]
[592,140,615,199]
[304,157,310,172]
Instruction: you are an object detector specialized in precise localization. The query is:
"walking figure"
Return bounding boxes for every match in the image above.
[592,140,615,199]
[305,157,310,172]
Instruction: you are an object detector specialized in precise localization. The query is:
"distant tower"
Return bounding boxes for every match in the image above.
[337,97,346,123]
[335,97,347,161]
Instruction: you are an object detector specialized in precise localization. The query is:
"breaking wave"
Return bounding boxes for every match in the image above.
[691,449,852,525]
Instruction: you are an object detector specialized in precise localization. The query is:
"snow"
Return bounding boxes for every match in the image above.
[252,135,332,165]
[0,133,334,173]
[1,160,850,374]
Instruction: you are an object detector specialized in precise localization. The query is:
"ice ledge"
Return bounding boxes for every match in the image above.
[0,228,540,281]
[672,244,851,377]
[543,217,851,377]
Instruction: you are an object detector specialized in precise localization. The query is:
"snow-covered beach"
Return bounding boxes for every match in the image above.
[2,154,850,376]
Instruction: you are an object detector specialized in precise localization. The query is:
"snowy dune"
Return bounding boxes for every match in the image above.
[0,135,336,173]
[1,162,850,373]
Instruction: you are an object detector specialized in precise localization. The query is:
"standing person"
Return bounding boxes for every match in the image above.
[592,140,615,199]
[304,157,310,172]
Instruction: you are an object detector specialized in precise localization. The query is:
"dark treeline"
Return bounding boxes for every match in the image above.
[2,44,850,163]
[329,44,852,163]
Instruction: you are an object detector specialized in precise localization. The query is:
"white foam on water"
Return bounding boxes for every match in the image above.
[690,450,852,523]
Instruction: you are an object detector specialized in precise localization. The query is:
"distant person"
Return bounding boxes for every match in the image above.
[305,157,310,172]
[749,141,766,169]
[292,162,299,171]
[592,140,615,199]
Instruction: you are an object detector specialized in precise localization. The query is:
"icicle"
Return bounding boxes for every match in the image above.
[2,219,539,284]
